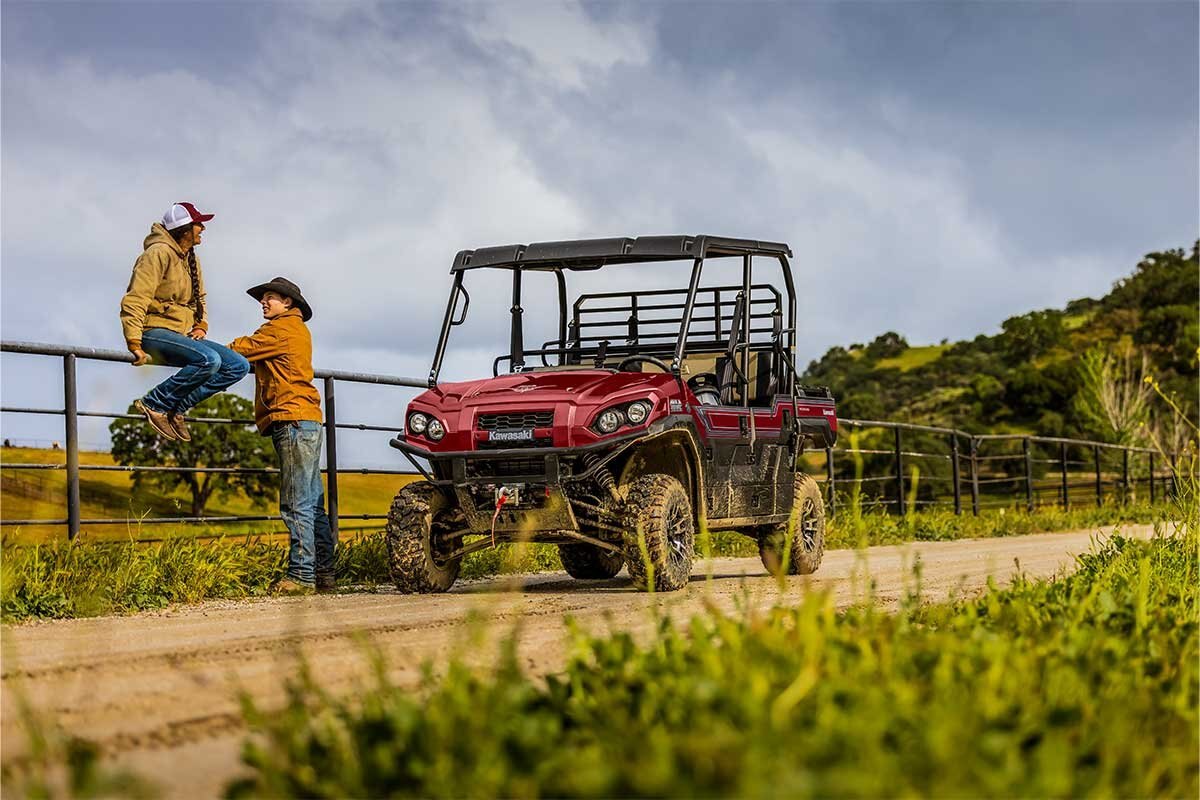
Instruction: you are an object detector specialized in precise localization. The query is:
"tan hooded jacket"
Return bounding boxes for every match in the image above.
[119,223,209,348]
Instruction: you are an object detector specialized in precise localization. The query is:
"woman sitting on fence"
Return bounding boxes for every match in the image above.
[119,202,249,441]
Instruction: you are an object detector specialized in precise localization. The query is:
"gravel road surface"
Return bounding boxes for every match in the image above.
[1,524,1153,797]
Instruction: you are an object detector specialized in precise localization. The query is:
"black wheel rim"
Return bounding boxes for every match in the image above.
[798,497,819,552]
[664,497,691,571]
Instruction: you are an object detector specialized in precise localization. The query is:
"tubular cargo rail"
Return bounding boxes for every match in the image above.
[0,340,1181,540]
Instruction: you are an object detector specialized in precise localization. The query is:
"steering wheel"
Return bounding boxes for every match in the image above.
[616,355,672,373]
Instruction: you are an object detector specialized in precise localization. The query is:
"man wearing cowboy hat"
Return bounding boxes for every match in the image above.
[229,277,334,595]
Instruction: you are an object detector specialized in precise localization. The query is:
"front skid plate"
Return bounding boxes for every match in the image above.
[453,484,580,533]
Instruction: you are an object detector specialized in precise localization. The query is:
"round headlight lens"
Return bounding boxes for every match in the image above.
[426,418,445,440]
[626,400,650,425]
[408,412,428,435]
[596,409,623,434]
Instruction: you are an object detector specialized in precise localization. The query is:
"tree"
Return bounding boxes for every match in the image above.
[110,394,276,516]
[864,332,908,360]
[1072,345,1153,446]
[999,309,1065,364]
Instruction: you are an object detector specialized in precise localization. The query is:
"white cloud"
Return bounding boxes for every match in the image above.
[460,1,651,90]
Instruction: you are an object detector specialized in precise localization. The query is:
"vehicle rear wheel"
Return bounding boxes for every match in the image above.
[557,542,624,579]
[385,481,462,593]
[622,474,695,592]
[757,473,825,576]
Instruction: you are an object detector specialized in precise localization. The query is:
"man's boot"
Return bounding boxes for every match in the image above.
[315,572,337,594]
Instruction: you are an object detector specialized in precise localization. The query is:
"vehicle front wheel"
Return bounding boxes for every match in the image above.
[622,474,695,592]
[557,542,624,579]
[757,473,825,576]
[385,481,463,593]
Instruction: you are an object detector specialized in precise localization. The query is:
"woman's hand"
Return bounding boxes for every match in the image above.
[130,348,150,366]
[188,328,207,340]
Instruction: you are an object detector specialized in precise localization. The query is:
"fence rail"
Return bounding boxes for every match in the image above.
[1,340,1181,540]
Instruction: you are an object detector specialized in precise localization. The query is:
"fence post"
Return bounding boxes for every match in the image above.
[825,445,835,519]
[1093,445,1102,507]
[950,435,962,516]
[1169,452,1178,498]
[969,438,980,516]
[893,427,905,516]
[1059,442,1070,510]
[63,354,80,540]
[1149,452,1156,504]
[1122,448,1130,505]
[1023,437,1034,512]
[323,376,340,539]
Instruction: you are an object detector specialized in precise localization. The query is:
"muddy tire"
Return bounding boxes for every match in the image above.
[558,543,624,579]
[385,481,462,593]
[622,474,695,592]
[757,473,825,576]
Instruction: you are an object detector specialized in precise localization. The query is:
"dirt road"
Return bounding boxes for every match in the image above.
[1,525,1152,797]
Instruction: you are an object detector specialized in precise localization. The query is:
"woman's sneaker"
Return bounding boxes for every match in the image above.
[168,413,192,441]
[134,399,178,440]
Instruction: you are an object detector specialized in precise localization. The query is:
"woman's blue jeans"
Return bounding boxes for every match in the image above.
[271,420,336,585]
[141,327,250,414]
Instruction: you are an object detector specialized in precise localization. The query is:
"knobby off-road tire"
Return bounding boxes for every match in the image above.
[557,543,625,579]
[386,481,462,593]
[622,474,695,592]
[757,473,825,576]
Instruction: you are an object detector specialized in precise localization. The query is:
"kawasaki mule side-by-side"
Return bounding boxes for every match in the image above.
[387,235,837,592]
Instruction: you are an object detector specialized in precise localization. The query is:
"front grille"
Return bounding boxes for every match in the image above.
[466,457,545,479]
[478,436,553,450]
[477,410,554,431]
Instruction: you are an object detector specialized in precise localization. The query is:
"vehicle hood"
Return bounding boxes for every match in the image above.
[422,369,675,410]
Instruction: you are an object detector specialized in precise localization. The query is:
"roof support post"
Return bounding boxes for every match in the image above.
[672,257,705,372]
[510,268,524,372]
[555,269,568,365]
[429,272,464,387]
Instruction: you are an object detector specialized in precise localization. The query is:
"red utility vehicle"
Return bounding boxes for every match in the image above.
[387,236,837,592]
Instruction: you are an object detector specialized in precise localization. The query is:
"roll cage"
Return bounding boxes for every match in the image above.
[428,235,802,405]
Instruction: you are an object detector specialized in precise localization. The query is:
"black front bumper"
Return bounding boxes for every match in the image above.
[389,430,642,487]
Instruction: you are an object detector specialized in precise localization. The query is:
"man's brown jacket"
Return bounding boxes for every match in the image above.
[228,309,322,434]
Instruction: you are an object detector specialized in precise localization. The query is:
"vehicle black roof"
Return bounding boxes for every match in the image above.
[450,235,792,272]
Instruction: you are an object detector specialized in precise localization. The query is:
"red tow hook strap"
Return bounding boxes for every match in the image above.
[490,489,510,548]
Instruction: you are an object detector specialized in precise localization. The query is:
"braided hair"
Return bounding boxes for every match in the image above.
[169,226,205,327]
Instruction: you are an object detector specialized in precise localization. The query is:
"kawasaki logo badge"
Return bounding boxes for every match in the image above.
[490,429,535,442]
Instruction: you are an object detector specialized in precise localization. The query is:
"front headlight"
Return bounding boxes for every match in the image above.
[596,408,624,434]
[407,412,429,435]
[426,418,446,441]
[626,400,651,425]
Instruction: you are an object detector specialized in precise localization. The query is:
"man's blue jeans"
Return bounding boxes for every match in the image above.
[141,327,250,414]
[272,420,336,585]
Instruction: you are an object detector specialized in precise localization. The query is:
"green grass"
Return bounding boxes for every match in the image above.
[0,502,1169,622]
[874,343,949,372]
[226,526,1198,798]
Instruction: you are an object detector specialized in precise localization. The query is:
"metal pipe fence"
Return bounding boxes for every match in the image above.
[2,340,424,539]
[1,340,1183,540]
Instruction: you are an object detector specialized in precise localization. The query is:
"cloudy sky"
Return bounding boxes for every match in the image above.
[2,0,1196,461]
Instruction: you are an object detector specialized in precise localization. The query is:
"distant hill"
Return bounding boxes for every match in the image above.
[0,446,418,543]
[803,243,1199,440]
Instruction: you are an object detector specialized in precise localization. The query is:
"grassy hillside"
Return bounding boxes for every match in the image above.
[1,446,419,543]
[804,243,1199,439]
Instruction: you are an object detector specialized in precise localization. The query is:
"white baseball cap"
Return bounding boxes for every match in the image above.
[162,201,214,231]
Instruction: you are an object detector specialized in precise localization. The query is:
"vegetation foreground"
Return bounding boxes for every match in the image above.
[1,502,1168,622]
[228,529,1197,798]
[5,524,1192,798]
